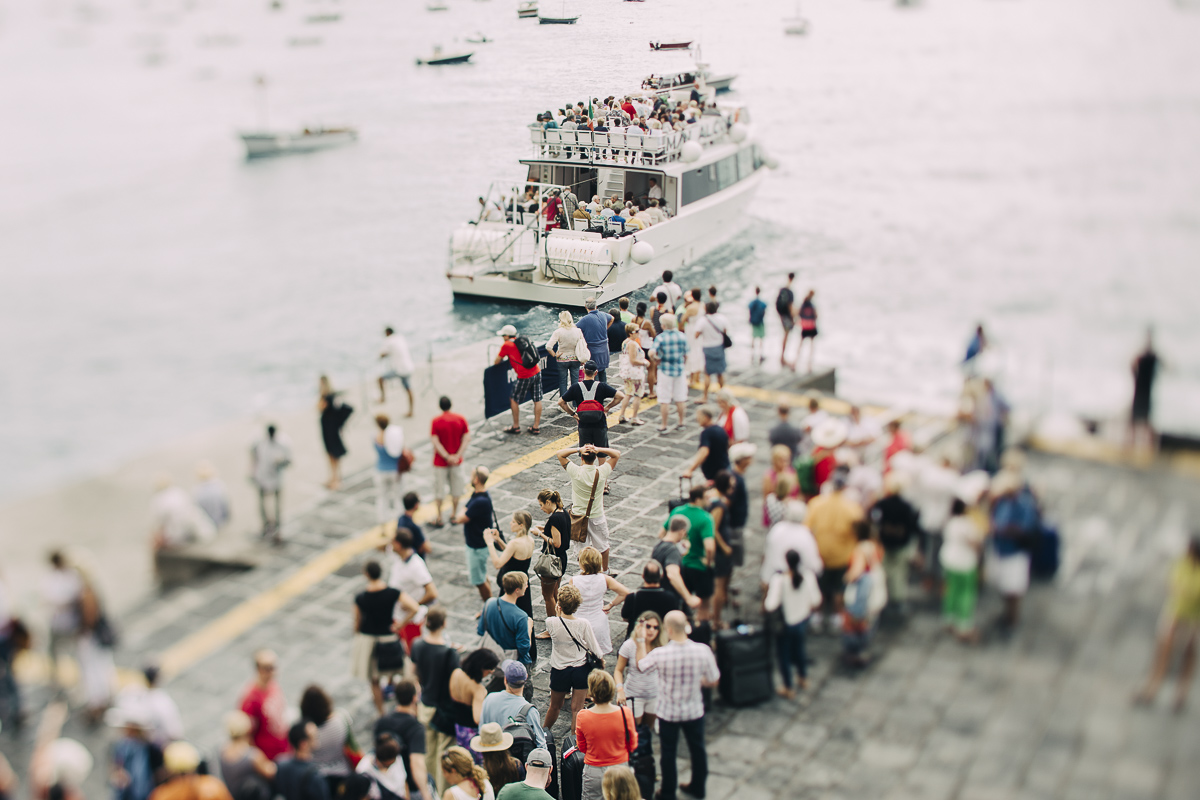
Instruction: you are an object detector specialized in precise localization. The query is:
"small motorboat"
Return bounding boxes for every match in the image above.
[517,1,538,17]
[416,48,474,65]
[650,41,691,51]
[465,33,493,43]
[426,1,449,10]
[538,13,578,23]
[305,13,340,22]
[239,127,357,158]
[784,2,809,35]
[288,36,323,47]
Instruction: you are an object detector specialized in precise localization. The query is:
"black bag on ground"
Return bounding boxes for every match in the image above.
[667,476,693,513]
[715,623,773,708]
[631,724,656,800]
[560,734,585,800]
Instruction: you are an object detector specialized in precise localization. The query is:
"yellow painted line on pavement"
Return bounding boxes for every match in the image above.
[158,399,658,680]
[721,384,894,418]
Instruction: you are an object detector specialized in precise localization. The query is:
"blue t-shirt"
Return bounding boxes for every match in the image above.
[748,297,767,326]
[396,514,427,552]
[576,310,614,370]
[374,441,399,473]
[464,491,493,549]
[477,598,532,664]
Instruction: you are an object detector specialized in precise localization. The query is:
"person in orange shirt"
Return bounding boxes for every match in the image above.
[575,671,637,800]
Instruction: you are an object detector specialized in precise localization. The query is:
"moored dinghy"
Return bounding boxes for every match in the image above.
[239,127,357,158]
[650,41,692,51]
[416,47,474,65]
[517,1,538,17]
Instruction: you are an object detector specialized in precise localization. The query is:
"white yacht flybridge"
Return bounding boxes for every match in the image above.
[446,88,773,307]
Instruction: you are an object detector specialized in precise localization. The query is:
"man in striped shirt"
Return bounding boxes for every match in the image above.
[635,610,720,800]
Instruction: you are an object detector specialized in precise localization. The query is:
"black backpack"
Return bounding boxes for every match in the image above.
[775,286,794,315]
[502,703,538,763]
[514,335,540,370]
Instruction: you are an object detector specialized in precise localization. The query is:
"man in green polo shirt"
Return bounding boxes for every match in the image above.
[662,485,716,621]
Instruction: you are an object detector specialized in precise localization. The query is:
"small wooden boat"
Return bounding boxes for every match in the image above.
[416,48,474,65]
[784,2,809,35]
[426,1,448,10]
[518,1,538,16]
[538,13,578,23]
[305,13,340,22]
[650,41,691,51]
[465,33,493,43]
[239,127,357,158]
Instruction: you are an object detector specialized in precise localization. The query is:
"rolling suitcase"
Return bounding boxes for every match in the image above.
[544,732,559,800]
[715,623,773,707]
[630,723,656,800]
[560,733,585,800]
[667,476,694,513]
[1031,524,1060,580]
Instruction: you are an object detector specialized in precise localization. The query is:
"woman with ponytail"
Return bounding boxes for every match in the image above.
[439,746,494,800]
[532,488,572,623]
[764,549,822,698]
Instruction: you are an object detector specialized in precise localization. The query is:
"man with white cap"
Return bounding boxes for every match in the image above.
[496,324,544,434]
[495,748,555,800]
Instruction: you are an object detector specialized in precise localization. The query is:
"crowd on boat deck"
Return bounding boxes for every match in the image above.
[484,186,671,234]
[532,93,723,137]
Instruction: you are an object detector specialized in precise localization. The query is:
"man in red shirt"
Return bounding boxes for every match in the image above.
[543,190,563,230]
[237,650,289,760]
[882,419,912,475]
[495,325,543,435]
[430,396,471,527]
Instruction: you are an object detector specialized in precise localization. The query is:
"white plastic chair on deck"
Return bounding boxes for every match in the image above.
[625,130,644,165]
[643,130,666,164]
[545,130,563,158]
[591,130,609,161]
[573,130,593,160]
[608,131,627,164]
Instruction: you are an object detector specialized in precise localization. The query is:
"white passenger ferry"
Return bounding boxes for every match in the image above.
[446,94,772,306]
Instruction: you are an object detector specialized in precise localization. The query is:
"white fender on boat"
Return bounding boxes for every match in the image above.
[631,240,654,265]
[680,141,703,163]
[729,122,747,143]
[761,148,780,170]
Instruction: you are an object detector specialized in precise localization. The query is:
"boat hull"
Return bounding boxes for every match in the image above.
[538,15,578,23]
[449,168,765,307]
[240,130,357,158]
[417,53,473,64]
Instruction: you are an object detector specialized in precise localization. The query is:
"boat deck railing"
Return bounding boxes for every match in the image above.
[529,115,732,166]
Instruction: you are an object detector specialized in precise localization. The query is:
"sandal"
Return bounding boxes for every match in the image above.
[503,426,522,434]
[527,427,541,435]
[656,427,669,433]
[630,418,646,426]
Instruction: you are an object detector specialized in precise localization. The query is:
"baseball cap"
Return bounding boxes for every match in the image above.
[583,360,598,373]
[526,747,553,769]
[497,324,517,337]
[501,659,528,686]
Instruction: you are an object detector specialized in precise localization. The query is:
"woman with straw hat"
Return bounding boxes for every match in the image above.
[469,722,521,795]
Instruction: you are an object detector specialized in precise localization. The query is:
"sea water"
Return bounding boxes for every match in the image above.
[1,0,1198,501]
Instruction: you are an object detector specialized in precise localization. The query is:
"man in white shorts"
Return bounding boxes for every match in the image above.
[650,314,689,432]
[378,326,415,416]
[430,396,470,527]
[556,444,621,573]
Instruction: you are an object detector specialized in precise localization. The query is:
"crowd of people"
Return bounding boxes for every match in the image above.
[5,275,1198,800]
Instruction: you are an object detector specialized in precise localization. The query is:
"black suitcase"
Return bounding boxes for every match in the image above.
[667,476,694,513]
[544,732,559,800]
[715,623,773,707]
[560,733,585,800]
[630,723,656,800]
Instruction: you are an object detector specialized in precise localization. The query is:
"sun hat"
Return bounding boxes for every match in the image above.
[955,470,991,505]
[497,324,518,337]
[729,442,757,463]
[469,722,514,753]
[501,659,528,687]
[45,739,94,788]
[990,469,1023,498]
[105,705,154,730]
[526,747,553,769]
[811,418,848,450]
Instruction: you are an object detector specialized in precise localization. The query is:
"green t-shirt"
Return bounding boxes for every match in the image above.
[497,782,554,800]
[664,504,714,571]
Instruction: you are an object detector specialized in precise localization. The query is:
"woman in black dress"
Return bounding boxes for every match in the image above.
[532,489,572,626]
[352,560,419,713]
[482,511,535,619]
[318,375,352,490]
[707,471,738,632]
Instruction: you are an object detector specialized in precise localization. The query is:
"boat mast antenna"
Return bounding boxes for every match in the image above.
[254,75,269,130]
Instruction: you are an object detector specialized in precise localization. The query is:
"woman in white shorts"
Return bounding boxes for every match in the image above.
[614,610,663,728]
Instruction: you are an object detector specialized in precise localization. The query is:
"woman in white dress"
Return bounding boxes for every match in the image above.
[566,547,629,656]
[546,310,587,399]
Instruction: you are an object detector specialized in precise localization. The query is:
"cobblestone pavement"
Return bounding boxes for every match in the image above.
[6,367,1200,800]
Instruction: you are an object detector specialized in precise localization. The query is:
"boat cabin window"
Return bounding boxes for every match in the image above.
[681,146,759,207]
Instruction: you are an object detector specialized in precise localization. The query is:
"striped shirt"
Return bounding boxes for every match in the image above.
[637,639,719,722]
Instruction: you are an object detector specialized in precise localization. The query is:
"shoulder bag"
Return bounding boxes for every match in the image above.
[533,539,563,580]
[706,316,733,349]
[569,471,601,543]
[558,616,604,672]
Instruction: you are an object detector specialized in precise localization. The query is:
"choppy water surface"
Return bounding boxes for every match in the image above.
[1,0,1198,499]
